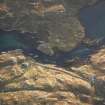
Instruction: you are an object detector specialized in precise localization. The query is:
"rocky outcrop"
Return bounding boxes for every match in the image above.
[1,48,105,104]
[0,50,94,105]
[0,0,98,55]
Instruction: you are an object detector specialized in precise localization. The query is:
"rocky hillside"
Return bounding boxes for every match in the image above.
[0,0,98,55]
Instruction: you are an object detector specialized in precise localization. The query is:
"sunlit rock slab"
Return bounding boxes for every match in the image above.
[0,50,93,105]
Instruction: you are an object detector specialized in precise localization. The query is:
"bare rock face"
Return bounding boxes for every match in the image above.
[0,50,93,105]
[0,0,98,55]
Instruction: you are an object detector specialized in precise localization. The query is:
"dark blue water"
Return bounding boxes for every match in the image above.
[80,1,105,39]
[0,30,26,51]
